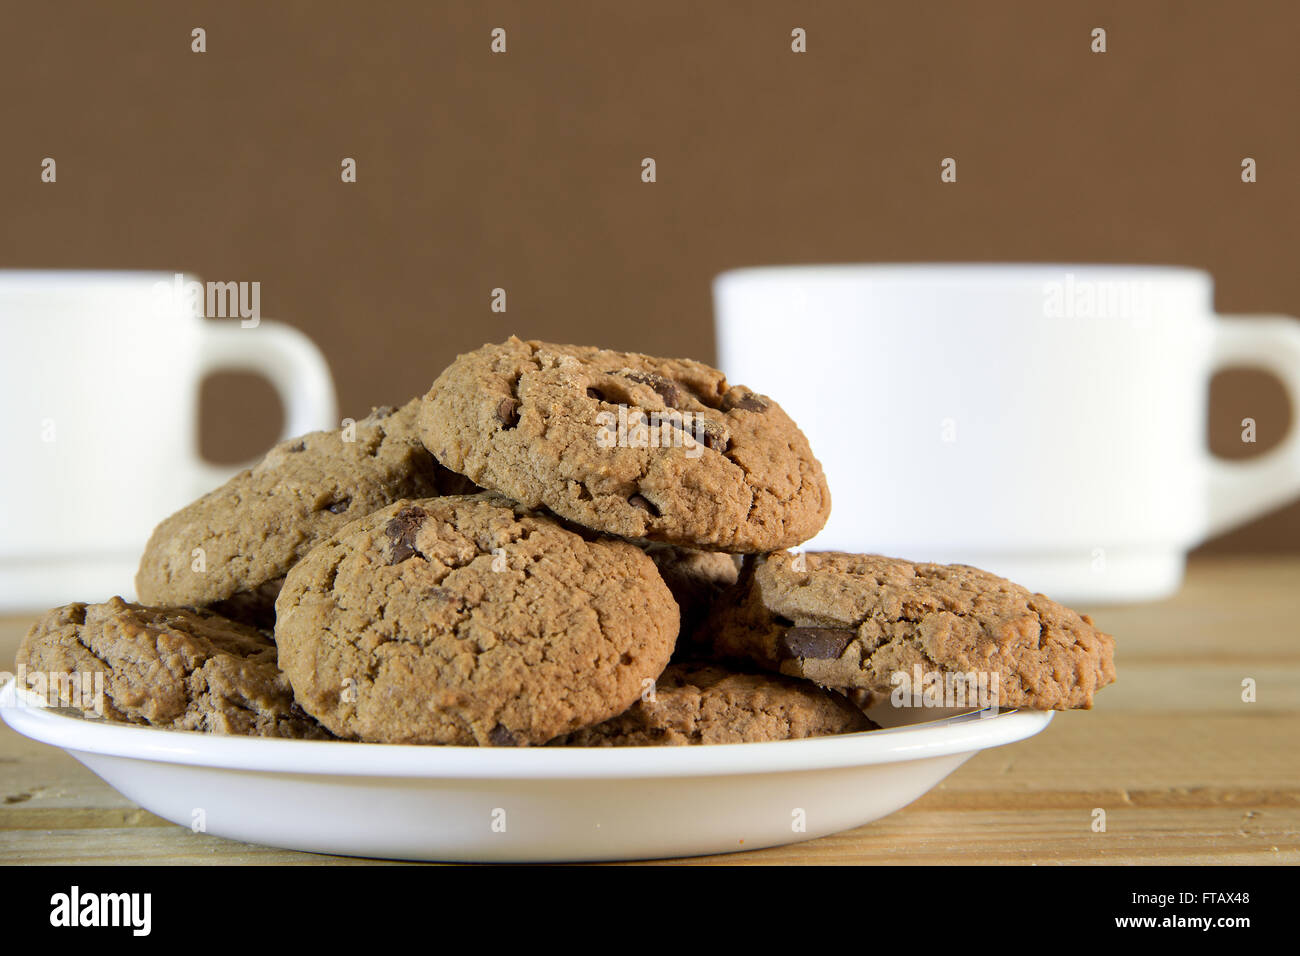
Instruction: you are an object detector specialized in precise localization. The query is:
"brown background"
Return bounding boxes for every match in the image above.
[2,1,1297,552]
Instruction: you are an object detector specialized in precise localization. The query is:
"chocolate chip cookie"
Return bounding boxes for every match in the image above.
[642,545,741,638]
[418,338,830,552]
[16,597,330,738]
[550,661,876,746]
[136,399,475,627]
[274,493,679,746]
[706,552,1116,710]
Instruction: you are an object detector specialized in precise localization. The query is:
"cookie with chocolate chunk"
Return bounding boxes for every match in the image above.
[274,493,679,746]
[551,661,876,746]
[418,337,830,552]
[642,545,741,639]
[136,398,476,627]
[16,597,330,738]
[706,552,1116,711]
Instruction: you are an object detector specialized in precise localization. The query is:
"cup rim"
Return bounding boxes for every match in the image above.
[714,262,1211,287]
[0,269,195,288]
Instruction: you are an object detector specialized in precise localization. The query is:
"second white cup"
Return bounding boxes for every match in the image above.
[714,264,1300,602]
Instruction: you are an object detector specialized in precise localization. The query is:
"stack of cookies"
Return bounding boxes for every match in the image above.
[16,337,1115,746]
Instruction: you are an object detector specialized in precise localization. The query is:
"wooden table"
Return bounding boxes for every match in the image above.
[2,556,1297,865]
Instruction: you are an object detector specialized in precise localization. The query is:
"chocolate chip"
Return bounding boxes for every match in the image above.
[778,626,856,660]
[653,382,682,408]
[586,387,605,401]
[390,545,417,564]
[384,505,427,564]
[286,440,306,453]
[488,724,518,747]
[620,370,683,409]
[697,419,730,452]
[628,494,660,517]
[666,412,726,450]
[724,391,768,413]
[326,496,351,514]
[495,397,521,428]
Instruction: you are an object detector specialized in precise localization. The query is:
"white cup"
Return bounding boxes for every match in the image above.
[714,264,1300,602]
[0,270,338,609]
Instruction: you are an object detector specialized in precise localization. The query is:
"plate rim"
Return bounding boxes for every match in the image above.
[0,678,1053,780]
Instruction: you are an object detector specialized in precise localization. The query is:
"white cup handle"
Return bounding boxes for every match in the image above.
[191,319,338,495]
[1205,314,1300,537]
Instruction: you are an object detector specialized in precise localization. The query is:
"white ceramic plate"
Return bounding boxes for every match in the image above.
[0,679,1051,862]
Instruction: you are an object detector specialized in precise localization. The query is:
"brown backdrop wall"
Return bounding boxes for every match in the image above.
[2,0,1297,552]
